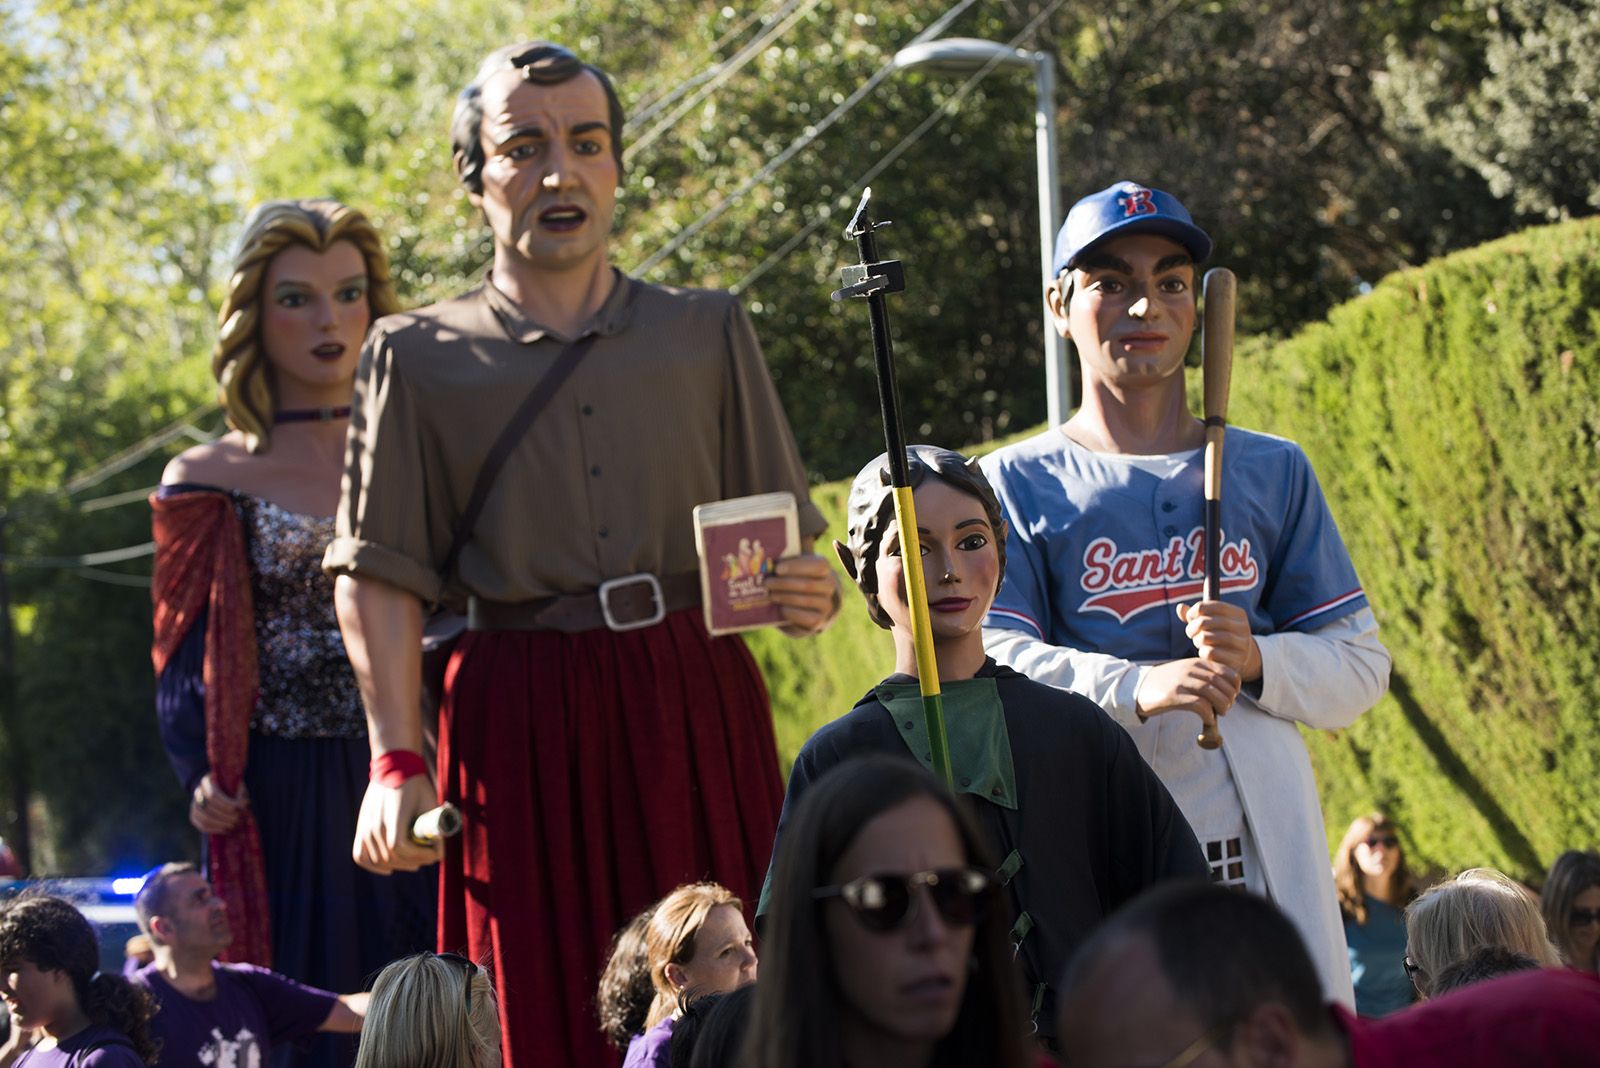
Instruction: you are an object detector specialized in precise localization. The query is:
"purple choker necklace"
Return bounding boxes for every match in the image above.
[273,406,351,424]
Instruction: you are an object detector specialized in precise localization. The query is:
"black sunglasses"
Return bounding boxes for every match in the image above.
[437,952,476,1016]
[1364,835,1398,849]
[1571,908,1600,927]
[812,867,995,932]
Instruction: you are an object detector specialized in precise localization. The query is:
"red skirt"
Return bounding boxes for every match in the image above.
[436,608,783,1068]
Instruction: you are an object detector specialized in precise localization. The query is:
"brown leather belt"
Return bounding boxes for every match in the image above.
[467,571,702,634]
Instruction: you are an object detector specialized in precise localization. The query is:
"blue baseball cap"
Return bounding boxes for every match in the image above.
[1051,181,1212,277]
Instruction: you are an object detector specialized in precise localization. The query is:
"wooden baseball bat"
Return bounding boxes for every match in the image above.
[1198,267,1237,751]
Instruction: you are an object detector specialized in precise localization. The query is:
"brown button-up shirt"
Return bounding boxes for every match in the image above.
[323,270,826,608]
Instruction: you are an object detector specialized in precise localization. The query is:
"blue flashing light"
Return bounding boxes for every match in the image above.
[111,877,145,896]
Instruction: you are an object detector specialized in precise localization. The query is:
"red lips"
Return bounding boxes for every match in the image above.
[930,597,974,613]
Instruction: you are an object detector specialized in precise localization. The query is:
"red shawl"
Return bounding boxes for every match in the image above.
[150,490,272,966]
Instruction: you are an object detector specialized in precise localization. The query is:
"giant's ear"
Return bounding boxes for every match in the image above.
[148,915,174,947]
[453,151,483,207]
[1045,275,1072,337]
[663,962,689,992]
[833,539,858,581]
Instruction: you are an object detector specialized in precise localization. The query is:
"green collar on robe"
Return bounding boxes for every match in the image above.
[873,676,1018,810]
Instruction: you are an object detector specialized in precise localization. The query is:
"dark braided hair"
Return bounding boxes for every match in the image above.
[0,896,159,1064]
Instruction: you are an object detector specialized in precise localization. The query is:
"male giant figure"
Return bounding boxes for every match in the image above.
[981,182,1392,1004]
[323,42,839,1068]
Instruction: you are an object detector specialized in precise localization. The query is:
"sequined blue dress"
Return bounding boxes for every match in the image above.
[155,488,434,1068]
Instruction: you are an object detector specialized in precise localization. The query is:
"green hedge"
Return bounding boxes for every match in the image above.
[1237,217,1600,879]
[754,217,1600,881]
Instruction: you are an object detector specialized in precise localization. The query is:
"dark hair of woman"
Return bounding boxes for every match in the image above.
[1333,813,1418,924]
[0,896,159,1064]
[1540,849,1600,971]
[744,755,1031,1068]
[595,904,657,1049]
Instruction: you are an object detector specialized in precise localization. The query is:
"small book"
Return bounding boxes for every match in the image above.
[693,491,800,636]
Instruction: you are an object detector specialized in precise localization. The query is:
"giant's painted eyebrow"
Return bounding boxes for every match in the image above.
[1077,251,1193,274]
[495,120,610,147]
[272,274,367,292]
[914,517,993,534]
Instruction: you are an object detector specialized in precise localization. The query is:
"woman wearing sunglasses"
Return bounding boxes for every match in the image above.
[747,754,1032,1068]
[354,953,498,1068]
[759,446,1206,1045]
[1540,850,1600,974]
[1333,813,1419,1016]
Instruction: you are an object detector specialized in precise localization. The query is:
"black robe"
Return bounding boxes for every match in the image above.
[759,658,1208,1039]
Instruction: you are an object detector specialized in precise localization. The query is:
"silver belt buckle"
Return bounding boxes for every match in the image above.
[597,572,665,632]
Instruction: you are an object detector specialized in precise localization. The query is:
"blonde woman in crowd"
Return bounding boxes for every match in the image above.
[1404,868,1562,997]
[354,953,499,1068]
[1540,849,1600,974]
[624,884,756,1068]
[150,200,431,1068]
[1333,813,1419,1016]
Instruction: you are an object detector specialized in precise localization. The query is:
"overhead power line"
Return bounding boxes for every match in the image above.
[62,404,219,497]
[631,0,984,278]
[627,0,806,133]
[734,0,1071,295]
[625,0,825,163]
[2,542,155,568]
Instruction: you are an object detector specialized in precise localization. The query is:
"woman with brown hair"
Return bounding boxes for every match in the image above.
[1333,813,1418,1015]
[747,754,1033,1068]
[149,199,432,1068]
[0,897,158,1068]
[1540,849,1600,974]
[621,884,756,1068]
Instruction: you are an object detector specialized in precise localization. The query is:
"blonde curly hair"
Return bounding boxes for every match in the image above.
[214,198,400,453]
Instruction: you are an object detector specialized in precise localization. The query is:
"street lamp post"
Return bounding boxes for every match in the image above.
[892,37,1071,425]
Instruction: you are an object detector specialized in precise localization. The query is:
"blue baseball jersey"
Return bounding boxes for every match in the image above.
[981,427,1366,660]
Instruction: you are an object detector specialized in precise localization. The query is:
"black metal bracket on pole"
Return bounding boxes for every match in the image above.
[830,188,953,787]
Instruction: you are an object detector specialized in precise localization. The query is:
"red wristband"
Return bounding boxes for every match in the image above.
[370,749,428,788]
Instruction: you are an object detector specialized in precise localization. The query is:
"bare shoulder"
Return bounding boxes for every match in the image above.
[160,433,253,490]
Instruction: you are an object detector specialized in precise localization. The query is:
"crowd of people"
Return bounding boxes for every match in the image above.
[3,31,1600,1068]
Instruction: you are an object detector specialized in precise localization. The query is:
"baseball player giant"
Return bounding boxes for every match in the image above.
[981,181,1392,1004]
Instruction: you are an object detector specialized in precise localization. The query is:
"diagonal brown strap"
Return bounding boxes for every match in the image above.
[438,333,598,581]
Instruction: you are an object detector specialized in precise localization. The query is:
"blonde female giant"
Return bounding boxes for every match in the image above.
[149,199,431,1068]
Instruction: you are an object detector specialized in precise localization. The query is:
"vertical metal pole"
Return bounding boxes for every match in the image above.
[1033,51,1070,423]
[0,503,31,874]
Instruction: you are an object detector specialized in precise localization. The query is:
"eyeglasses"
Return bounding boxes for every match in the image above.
[812,867,995,932]
[437,952,476,1017]
[1402,955,1423,985]
[1570,908,1600,927]
[1156,1019,1231,1068]
[1364,835,1398,849]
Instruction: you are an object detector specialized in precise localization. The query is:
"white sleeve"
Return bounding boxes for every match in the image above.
[1252,607,1391,730]
[983,627,1150,730]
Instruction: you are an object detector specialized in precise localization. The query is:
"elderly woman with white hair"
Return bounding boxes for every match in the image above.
[1404,868,1562,997]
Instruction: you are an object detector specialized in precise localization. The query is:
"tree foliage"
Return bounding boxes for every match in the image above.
[1380,0,1600,220]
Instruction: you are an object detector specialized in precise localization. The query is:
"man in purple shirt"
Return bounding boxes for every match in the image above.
[131,865,366,1068]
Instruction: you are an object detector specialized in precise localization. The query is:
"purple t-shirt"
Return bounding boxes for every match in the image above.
[133,963,338,1068]
[16,1025,141,1068]
[621,1018,673,1068]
